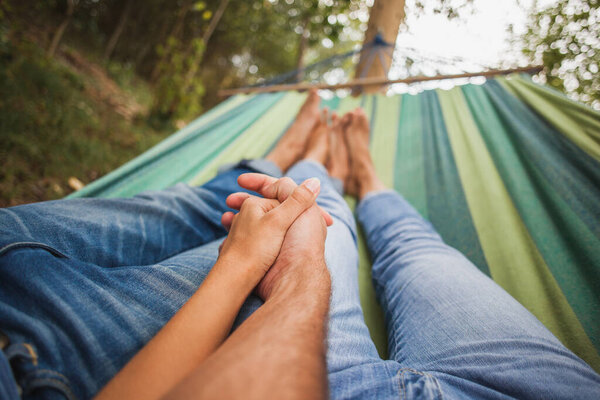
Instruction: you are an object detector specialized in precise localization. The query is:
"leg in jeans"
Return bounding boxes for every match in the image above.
[343,107,600,399]
[286,160,401,400]
[283,113,405,399]
[0,90,323,398]
[358,190,600,399]
[0,160,277,268]
[0,160,281,400]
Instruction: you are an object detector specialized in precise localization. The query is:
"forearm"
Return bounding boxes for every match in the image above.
[95,257,258,400]
[164,264,332,400]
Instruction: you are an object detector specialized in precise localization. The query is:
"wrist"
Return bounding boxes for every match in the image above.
[212,253,263,294]
[264,257,331,303]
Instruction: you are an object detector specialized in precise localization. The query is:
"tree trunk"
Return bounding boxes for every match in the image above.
[295,18,310,83]
[202,0,230,44]
[353,0,405,94]
[180,0,230,95]
[47,0,76,58]
[103,0,135,61]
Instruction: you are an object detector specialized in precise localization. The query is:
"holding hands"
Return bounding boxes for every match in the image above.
[219,173,332,300]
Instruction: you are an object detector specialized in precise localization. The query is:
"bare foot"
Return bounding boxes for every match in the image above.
[344,108,386,199]
[266,89,320,172]
[303,109,329,165]
[326,113,350,186]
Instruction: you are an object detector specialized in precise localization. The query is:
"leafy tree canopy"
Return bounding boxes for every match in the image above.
[516,0,599,108]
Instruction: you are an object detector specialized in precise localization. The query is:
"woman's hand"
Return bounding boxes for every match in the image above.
[225,173,332,301]
[217,175,328,286]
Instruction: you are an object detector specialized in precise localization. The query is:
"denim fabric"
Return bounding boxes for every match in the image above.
[1,160,599,399]
[355,190,600,399]
[0,163,266,400]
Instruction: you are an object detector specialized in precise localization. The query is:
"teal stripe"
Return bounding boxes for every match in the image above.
[421,91,489,275]
[69,94,254,198]
[485,81,600,238]
[91,93,283,198]
[394,94,427,217]
[464,82,600,356]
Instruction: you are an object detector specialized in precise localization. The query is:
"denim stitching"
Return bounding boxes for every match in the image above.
[24,377,77,400]
[32,368,71,383]
[21,367,77,400]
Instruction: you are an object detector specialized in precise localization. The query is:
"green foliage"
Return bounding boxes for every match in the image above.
[517,0,599,108]
[1,0,369,204]
[0,34,170,206]
[152,37,206,120]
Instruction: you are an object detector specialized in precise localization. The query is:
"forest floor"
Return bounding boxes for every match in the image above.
[0,36,174,207]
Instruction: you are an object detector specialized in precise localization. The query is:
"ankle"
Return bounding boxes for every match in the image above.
[354,160,385,199]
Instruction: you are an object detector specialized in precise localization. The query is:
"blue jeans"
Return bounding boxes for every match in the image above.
[1,160,599,399]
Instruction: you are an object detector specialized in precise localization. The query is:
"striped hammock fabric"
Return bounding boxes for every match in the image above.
[69,75,600,372]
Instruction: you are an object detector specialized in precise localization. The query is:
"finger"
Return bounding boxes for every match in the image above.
[237,174,332,225]
[268,178,320,228]
[227,192,281,211]
[238,174,297,202]
[237,173,279,195]
[320,207,333,226]
[226,192,251,209]
[221,211,235,231]
[238,195,281,214]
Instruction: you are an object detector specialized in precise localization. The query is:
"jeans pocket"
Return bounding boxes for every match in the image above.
[0,242,69,259]
[4,342,77,400]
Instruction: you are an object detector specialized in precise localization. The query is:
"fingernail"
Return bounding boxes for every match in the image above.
[304,178,320,194]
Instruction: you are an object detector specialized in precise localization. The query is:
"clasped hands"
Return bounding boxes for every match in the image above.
[217,173,332,301]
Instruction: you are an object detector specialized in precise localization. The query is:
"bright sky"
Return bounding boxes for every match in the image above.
[352,0,556,94]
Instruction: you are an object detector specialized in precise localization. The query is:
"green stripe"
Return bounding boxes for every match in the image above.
[437,88,593,364]
[463,82,600,369]
[421,91,489,274]
[336,95,387,358]
[190,92,305,185]
[371,94,400,187]
[69,94,252,198]
[394,94,427,217]
[113,93,281,196]
[335,95,362,114]
[498,75,600,162]
[483,81,600,238]
[360,94,388,358]
[365,93,398,358]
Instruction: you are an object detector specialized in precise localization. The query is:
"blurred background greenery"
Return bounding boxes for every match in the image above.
[0,0,597,206]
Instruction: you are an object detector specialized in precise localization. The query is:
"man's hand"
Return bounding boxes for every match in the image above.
[217,176,325,286]
[225,173,331,301]
[165,174,332,400]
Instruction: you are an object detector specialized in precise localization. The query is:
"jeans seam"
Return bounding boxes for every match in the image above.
[21,368,77,400]
[24,377,77,400]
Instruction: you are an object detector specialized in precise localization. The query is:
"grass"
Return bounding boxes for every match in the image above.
[0,37,172,207]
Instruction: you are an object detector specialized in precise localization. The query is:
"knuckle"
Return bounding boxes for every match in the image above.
[265,212,284,227]
[240,196,257,210]
[279,177,296,187]
[277,177,297,199]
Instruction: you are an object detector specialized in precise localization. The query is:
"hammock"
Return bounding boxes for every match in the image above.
[68,74,600,372]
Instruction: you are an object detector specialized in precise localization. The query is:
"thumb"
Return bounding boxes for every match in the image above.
[269,178,320,228]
